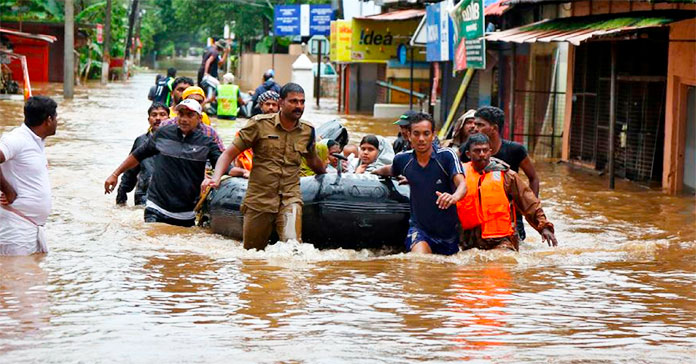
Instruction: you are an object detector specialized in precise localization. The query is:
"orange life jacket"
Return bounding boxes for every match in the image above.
[236,149,253,171]
[233,131,254,171]
[456,162,515,239]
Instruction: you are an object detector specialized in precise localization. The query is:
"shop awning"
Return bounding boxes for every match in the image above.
[485,15,682,45]
[485,0,511,16]
[355,8,425,21]
[0,28,56,43]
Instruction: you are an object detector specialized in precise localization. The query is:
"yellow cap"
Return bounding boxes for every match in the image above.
[182,86,205,100]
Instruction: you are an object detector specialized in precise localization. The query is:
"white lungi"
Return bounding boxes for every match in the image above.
[0,207,47,256]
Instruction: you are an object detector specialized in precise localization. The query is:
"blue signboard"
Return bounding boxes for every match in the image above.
[309,5,333,36]
[274,5,334,37]
[274,5,301,36]
[425,2,454,62]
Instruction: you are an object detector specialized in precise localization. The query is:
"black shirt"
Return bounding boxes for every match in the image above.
[132,124,222,213]
[117,132,157,205]
[200,46,220,78]
[460,139,527,172]
[392,132,411,154]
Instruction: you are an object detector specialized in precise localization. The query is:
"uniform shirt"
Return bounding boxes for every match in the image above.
[233,113,316,213]
[132,123,222,214]
[0,123,51,225]
[391,147,463,240]
[460,139,527,172]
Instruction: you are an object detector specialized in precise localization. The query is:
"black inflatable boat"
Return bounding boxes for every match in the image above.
[202,174,411,250]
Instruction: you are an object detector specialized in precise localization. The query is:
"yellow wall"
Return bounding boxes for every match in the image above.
[350,19,423,63]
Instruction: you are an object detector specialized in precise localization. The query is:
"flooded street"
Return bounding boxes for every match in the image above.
[1,73,695,363]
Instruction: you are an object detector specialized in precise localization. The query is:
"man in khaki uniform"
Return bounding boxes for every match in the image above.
[206,83,326,250]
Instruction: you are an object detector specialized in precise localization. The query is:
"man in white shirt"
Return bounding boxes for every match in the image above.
[0,96,58,255]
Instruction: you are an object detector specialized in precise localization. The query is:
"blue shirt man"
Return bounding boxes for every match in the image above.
[374,112,466,255]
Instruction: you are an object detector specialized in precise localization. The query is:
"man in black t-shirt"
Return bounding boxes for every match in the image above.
[459,106,540,241]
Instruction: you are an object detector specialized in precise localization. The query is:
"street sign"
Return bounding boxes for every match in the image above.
[309,35,329,55]
[274,5,334,37]
[426,2,454,62]
[450,0,486,70]
[274,5,301,36]
[309,5,333,36]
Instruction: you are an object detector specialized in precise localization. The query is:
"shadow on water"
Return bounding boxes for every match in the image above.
[0,72,694,362]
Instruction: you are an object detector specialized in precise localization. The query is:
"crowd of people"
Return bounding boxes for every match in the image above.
[0,39,558,256]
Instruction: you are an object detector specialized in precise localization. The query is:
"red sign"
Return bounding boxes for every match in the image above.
[96,24,103,44]
[454,39,467,71]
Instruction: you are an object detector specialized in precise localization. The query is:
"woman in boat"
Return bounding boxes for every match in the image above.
[354,135,394,174]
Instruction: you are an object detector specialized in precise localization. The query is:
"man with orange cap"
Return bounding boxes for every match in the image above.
[457,133,557,251]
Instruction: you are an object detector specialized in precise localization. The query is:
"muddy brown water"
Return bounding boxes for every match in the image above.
[0,73,694,363]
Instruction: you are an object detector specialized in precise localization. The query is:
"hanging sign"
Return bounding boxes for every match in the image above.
[450,0,486,70]
[330,20,352,62]
[426,2,454,62]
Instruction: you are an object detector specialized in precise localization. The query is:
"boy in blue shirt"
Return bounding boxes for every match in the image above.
[373,112,466,255]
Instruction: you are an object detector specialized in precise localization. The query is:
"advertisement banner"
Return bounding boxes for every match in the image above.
[274,5,334,37]
[350,19,423,63]
[330,20,352,62]
[426,2,454,62]
[450,0,486,70]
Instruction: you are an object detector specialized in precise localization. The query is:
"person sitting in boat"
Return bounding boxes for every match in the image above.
[325,139,345,173]
[457,133,558,251]
[354,135,394,174]
[300,139,330,177]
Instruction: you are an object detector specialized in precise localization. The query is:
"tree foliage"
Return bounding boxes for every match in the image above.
[139,0,331,57]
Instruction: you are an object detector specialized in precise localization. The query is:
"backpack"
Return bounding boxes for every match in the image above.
[152,77,171,105]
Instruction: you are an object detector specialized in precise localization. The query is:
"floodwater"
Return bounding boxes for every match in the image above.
[0,73,695,363]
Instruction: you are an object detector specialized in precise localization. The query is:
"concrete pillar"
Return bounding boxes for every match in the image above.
[63,0,74,99]
[292,54,314,101]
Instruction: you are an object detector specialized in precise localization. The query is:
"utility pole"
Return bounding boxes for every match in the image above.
[63,0,74,99]
[608,42,617,190]
[123,0,139,79]
[101,0,112,84]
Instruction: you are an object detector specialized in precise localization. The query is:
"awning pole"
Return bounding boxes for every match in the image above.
[509,43,516,140]
[409,46,414,110]
[608,41,617,189]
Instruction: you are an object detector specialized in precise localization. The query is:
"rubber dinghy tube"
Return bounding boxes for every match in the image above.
[202,173,411,250]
